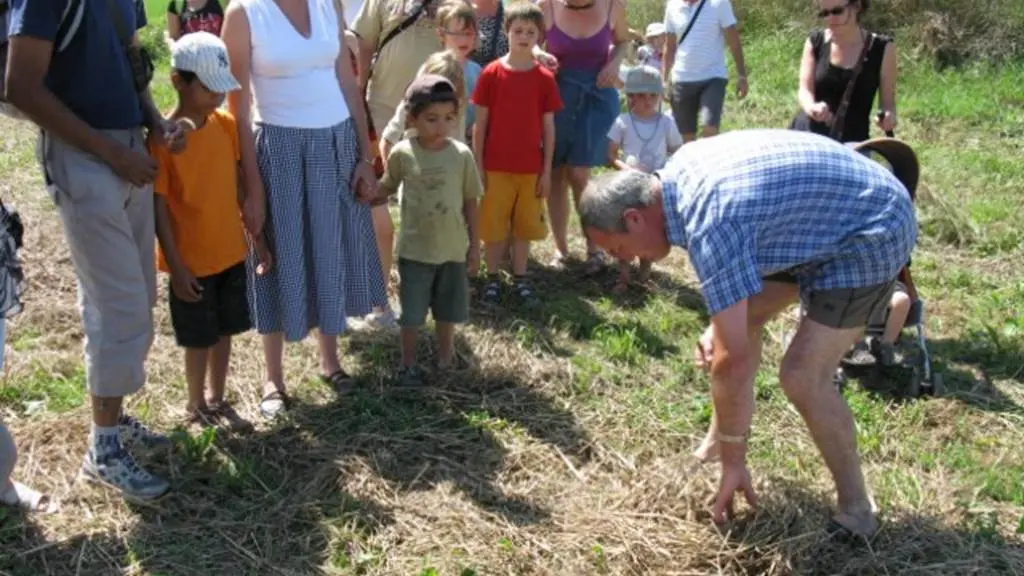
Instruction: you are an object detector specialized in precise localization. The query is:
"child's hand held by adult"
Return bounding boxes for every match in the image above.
[353,161,379,204]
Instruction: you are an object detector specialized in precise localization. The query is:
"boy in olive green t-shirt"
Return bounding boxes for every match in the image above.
[377,75,482,386]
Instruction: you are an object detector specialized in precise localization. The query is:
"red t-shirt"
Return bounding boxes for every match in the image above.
[471,61,562,174]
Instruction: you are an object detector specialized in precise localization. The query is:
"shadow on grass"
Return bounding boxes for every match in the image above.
[469,258,705,360]
[0,332,590,575]
[709,478,1024,575]
[341,329,591,518]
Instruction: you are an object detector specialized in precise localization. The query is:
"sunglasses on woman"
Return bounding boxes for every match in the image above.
[817,1,852,18]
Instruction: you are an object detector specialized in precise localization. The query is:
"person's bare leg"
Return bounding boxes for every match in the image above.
[484,240,508,277]
[682,132,697,144]
[435,322,455,368]
[261,332,286,398]
[371,204,395,314]
[317,332,342,377]
[781,317,877,536]
[882,291,911,344]
[547,166,571,260]
[511,239,530,277]
[567,166,596,255]
[184,347,210,414]
[92,396,124,428]
[702,125,720,139]
[695,282,799,462]
[400,326,418,368]
[207,336,231,405]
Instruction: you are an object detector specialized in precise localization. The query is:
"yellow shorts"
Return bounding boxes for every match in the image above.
[479,171,548,243]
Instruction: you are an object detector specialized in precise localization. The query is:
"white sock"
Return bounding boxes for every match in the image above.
[91,425,120,455]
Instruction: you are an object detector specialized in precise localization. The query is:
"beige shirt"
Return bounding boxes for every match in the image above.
[380,139,482,264]
[352,0,443,130]
[380,99,467,146]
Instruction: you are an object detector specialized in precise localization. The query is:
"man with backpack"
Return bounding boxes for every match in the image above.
[4,0,187,501]
[661,0,748,143]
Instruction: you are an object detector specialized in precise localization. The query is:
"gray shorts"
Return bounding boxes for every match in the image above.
[764,271,896,330]
[669,78,728,135]
[39,129,156,398]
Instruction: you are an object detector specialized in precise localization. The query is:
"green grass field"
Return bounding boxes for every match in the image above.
[0,0,1022,574]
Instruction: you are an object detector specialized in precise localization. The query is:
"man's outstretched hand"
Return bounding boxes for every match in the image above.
[712,461,757,524]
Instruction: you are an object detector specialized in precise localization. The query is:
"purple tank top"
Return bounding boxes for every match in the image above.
[546,19,613,71]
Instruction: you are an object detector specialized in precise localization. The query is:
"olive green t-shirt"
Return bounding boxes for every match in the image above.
[381,138,482,264]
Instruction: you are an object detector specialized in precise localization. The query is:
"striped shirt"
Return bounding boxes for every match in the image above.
[663,0,736,83]
[657,129,918,316]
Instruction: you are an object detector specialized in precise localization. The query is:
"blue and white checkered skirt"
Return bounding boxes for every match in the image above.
[248,119,388,341]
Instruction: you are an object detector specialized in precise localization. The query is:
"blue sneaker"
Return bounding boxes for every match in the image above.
[80,447,170,502]
[118,413,171,449]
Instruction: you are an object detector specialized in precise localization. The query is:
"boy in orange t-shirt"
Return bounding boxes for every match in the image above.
[471,1,562,306]
[151,32,270,428]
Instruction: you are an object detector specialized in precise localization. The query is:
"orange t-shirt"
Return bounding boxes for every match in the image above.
[151,109,247,278]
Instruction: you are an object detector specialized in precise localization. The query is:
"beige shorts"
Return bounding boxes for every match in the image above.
[40,130,156,398]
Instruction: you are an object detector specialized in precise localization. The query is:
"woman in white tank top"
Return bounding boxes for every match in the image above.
[223,0,389,418]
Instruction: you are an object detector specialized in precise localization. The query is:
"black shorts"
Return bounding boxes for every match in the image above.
[764,271,895,330]
[169,261,252,348]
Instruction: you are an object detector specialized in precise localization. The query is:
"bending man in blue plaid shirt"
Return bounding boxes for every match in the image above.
[580,129,919,539]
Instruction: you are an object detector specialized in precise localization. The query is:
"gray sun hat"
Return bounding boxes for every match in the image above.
[624,64,662,95]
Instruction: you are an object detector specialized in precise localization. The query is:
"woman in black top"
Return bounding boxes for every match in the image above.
[792,0,897,142]
[166,0,225,40]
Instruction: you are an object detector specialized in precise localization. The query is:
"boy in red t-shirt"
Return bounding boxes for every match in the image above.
[471,1,562,306]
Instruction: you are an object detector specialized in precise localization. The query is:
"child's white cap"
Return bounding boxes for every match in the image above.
[645,23,666,38]
[624,65,662,95]
[171,32,241,94]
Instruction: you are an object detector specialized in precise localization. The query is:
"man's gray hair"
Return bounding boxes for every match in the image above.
[578,170,659,233]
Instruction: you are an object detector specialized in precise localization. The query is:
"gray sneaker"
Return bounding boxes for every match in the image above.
[119,414,171,449]
[81,447,171,502]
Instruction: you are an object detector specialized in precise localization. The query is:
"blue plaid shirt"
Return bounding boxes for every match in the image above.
[658,129,917,316]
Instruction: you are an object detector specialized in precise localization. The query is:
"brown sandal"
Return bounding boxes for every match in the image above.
[321,369,355,393]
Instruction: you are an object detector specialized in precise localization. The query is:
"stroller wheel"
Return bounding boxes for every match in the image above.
[905,365,923,398]
[926,372,944,397]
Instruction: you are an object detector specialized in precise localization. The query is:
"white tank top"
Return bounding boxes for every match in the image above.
[240,0,350,128]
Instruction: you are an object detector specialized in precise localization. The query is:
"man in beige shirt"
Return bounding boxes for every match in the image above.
[352,0,444,132]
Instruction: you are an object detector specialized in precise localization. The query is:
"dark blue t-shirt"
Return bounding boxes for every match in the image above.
[8,0,147,130]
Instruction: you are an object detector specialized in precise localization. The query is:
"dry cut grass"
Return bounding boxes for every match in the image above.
[2,15,1024,576]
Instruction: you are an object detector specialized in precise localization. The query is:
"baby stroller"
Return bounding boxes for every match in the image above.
[837,131,943,397]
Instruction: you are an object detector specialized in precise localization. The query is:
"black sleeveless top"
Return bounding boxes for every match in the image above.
[791,29,890,143]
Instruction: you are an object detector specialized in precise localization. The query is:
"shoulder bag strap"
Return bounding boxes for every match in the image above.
[829,32,873,141]
[676,0,707,47]
[363,0,434,96]
[484,0,503,62]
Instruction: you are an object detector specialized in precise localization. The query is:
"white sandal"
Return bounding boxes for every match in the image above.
[0,481,57,514]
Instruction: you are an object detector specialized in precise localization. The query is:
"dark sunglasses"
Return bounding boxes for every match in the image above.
[817,1,852,18]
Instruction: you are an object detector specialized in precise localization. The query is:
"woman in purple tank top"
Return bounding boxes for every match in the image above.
[537,0,629,276]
